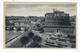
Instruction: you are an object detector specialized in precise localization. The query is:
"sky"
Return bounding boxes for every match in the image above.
[4,2,77,16]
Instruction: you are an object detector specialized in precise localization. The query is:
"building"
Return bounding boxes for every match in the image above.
[5,16,29,31]
[5,16,45,31]
[44,10,75,35]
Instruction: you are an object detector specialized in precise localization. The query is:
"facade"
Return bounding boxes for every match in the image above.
[44,10,75,35]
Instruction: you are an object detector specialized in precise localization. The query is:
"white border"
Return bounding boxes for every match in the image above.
[3,0,77,2]
[0,0,80,52]
[0,0,3,49]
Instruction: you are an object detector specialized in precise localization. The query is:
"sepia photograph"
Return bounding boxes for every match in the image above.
[4,2,76,48]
